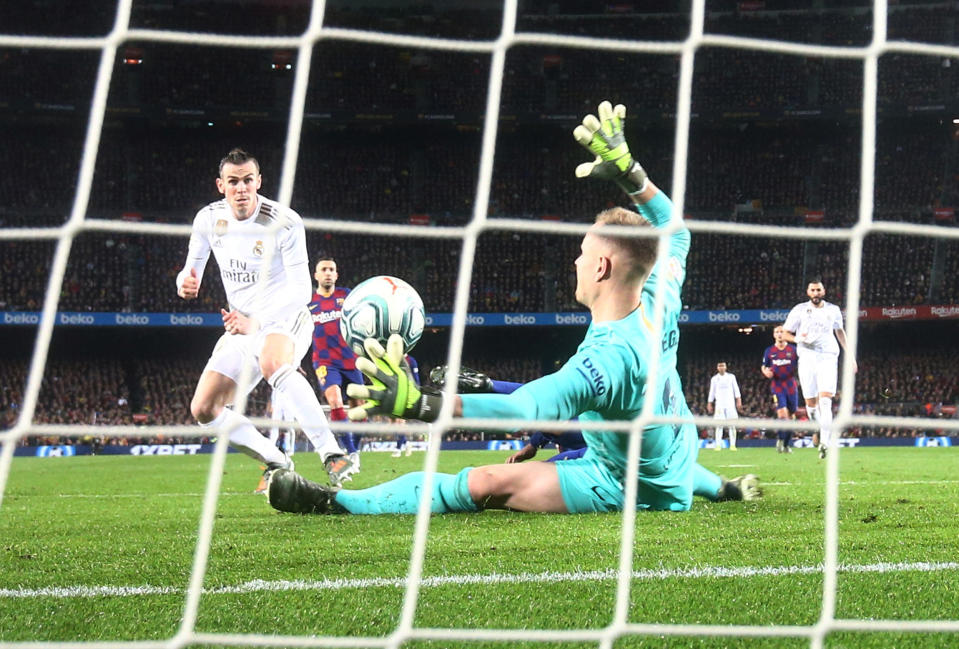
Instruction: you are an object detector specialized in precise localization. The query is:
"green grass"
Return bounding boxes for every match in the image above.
[1,447,958,648]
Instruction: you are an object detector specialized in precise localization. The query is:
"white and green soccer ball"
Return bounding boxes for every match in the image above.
[339,275,425,357]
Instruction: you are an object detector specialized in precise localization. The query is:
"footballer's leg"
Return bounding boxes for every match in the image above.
[325,369,364,473]
[259,331,353,485]
[816,354,839,458]
[270,467,478,515]
[817,392,834,457]
[467,461,568,512]
[798,355,822,453]
[192,365,290,470]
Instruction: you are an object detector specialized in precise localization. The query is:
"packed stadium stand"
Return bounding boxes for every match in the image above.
[2,1,957,439]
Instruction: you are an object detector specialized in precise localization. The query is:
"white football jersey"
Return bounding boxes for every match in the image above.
[783,300,843,356]
[176,195,311,325]
[708,372,741,410]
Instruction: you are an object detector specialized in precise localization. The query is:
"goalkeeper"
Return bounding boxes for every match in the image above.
[268,101,760,515]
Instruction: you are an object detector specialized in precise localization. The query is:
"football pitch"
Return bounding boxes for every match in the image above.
[2,447,958,648]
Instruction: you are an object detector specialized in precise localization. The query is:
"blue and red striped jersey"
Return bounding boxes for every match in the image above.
[309,288,357,371]
[762,343,798,394]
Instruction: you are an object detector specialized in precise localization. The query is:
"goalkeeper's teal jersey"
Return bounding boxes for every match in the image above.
[461,191,691,482]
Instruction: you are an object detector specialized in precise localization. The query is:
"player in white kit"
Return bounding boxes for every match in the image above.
[176,148,355,486]
[707,362,742,450]
[782,279,857,459]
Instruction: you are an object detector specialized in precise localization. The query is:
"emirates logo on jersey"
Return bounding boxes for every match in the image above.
[214,219,228,236]
[253,240,264,257]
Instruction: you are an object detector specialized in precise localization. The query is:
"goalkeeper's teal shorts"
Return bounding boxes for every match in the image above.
[554,431,696,513]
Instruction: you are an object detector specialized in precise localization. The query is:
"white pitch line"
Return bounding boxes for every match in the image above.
[55,492,253,498]
[3,561,958,600]
[42,478,959,498]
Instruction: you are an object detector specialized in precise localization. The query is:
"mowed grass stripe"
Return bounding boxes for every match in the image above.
[4,560,958,600]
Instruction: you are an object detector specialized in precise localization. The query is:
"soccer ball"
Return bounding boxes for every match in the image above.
[339,275,426,357]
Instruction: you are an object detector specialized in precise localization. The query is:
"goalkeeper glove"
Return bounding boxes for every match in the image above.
[346,335,443,422]
[572,101,648,196]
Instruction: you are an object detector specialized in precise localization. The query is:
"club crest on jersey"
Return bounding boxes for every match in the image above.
[253,240,264,257]
[336,298,344,306]
[214,219,228,236]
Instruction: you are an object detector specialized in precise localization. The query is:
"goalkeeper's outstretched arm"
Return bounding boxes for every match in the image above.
[573,100,678,226]
[347,100,679,424]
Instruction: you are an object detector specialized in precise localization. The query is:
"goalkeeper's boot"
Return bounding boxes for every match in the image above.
[717,474,762,502]
[268,469,345,515]
[324,453,357,487]
[258,455,294,494]
[429,365,495,393]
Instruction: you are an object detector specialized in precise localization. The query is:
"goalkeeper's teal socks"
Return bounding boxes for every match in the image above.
[692,462,723,501]
[334,468,478,514]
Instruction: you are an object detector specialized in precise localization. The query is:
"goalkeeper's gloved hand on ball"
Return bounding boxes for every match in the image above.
[573,100,648,196]
[346,335,443,422]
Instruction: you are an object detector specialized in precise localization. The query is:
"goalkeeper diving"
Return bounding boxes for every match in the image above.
[268,101,761,515]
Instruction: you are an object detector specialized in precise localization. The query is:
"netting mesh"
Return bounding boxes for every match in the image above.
[2,0,959,647]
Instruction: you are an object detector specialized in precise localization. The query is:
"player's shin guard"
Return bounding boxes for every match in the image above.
[204,408,287,466]
[818,397,833,447]
[268,364,343,461]
[334,469,478,514]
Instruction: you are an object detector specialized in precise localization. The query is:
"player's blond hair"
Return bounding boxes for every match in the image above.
[593,206,658,281]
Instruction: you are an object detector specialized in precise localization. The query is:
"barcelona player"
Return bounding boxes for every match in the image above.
[761,326,799,453]
[310,257,362,476]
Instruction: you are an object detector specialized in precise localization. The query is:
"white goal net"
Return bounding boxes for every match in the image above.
[2,0,959,647]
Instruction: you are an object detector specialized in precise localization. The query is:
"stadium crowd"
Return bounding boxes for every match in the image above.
[0,226,953,316]
[3,325,956,444]
[3,2,957,445]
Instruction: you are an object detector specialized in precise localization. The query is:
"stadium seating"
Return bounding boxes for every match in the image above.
[3,2,957,441]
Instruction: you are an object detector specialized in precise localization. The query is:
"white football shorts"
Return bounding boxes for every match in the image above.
[797,350,839,398]
[712,405,739,420]
[203,306,313,393]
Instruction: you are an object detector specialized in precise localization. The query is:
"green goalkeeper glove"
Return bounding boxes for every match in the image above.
[573,101,648,195]
[346,334,443,422]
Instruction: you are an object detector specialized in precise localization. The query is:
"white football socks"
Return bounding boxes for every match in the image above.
[818,397,833,447]
[202,407,287,466]
[267,364,344,462]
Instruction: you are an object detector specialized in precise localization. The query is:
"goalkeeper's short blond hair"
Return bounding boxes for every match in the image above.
[593,206,658,282]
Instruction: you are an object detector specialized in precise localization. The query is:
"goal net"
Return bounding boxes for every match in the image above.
[2,0,958,647]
